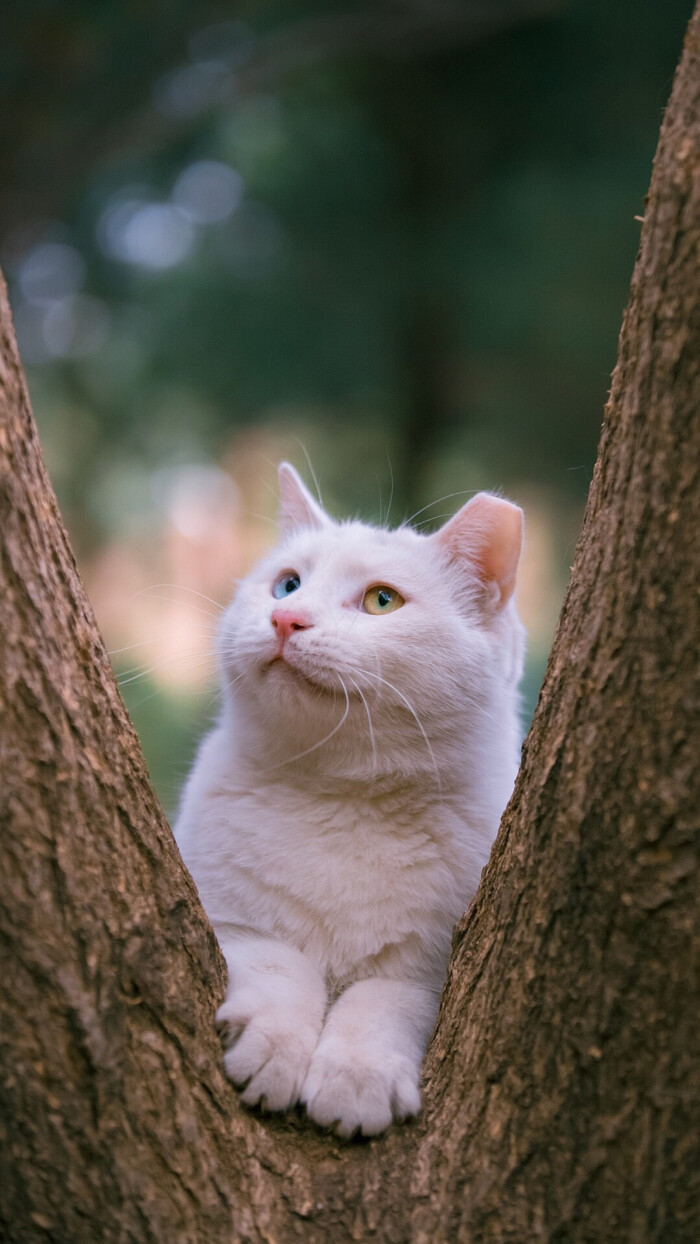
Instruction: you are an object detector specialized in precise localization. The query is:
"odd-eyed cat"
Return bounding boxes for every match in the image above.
[175,463,524,1137]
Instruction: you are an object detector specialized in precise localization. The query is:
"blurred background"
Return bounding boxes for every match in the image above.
[1,0,691,813]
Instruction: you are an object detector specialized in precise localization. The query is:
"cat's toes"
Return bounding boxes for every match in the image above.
[225,1028,312,1111]
[215,995,248,1044]
[217,996,317,1111]
[301,1041,421,1138]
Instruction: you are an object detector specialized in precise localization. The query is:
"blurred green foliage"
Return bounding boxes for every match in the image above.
[119,670,214,818]
[1,0,691,805]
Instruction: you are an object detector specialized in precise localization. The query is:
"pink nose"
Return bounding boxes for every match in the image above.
[271,607,313,645]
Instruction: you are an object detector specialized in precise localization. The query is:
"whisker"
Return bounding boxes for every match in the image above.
[291,437,324,508]
[131,593,223,622]
[346,663,441,793]
[123,673,215,714]
[113,635,217,673]
[402,490,477,529]
[203,670,247,715]
[412,513,464,530]
[349,677,377,774]
[246,510,278,530]
[260,466,283,511]
[114,642,218,680]
[133,583,225,614]
[109,640,159,657]
[385,450,395,527]
[269,677,350,768]
[117,652,218,687]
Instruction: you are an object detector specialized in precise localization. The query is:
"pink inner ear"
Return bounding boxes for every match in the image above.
[437,492,523,605]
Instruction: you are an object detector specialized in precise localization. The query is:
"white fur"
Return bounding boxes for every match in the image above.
[175,465,525,1137]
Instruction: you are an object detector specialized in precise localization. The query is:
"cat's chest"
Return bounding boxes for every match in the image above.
[209,784,468,963]
[236,788,446,896]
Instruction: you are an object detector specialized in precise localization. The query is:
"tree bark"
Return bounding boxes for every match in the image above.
[1,6,699,1242]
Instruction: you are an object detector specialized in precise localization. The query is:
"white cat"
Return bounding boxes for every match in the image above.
[175,463,525,1137]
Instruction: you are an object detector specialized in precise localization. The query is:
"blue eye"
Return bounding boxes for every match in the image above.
[272,571,301,599]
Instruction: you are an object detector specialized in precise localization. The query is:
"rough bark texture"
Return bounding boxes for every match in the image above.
[1,8,699,1243]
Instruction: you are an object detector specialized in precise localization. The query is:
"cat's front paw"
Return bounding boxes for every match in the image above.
[301,1037,421,1138]
[217,991,319,1112]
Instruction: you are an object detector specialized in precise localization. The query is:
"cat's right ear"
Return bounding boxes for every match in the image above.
[433,491,523,610]
[277,462,330,533]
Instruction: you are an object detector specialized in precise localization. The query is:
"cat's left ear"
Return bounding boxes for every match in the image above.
[434,492,523,609]
[277,462,330,533]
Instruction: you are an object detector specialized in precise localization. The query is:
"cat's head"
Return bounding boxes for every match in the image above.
[218,463,525,776]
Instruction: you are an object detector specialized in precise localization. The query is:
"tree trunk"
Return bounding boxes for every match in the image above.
[1,7,699,1241]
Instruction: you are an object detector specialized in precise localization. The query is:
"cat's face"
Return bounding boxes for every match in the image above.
[217,464,524,766]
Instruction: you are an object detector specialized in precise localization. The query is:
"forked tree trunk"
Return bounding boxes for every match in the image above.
[1,8,699,1241]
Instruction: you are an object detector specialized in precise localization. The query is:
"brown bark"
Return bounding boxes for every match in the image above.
[1,6,699,1242]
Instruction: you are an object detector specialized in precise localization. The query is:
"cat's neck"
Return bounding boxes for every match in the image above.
[220,690,494,802]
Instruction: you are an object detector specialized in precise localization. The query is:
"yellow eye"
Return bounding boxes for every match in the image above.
[362,585,405,616]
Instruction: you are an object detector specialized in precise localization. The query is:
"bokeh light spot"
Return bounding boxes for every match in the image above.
[172,161,243,224]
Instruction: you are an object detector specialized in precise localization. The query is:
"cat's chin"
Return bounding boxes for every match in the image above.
[262,656,339,697]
